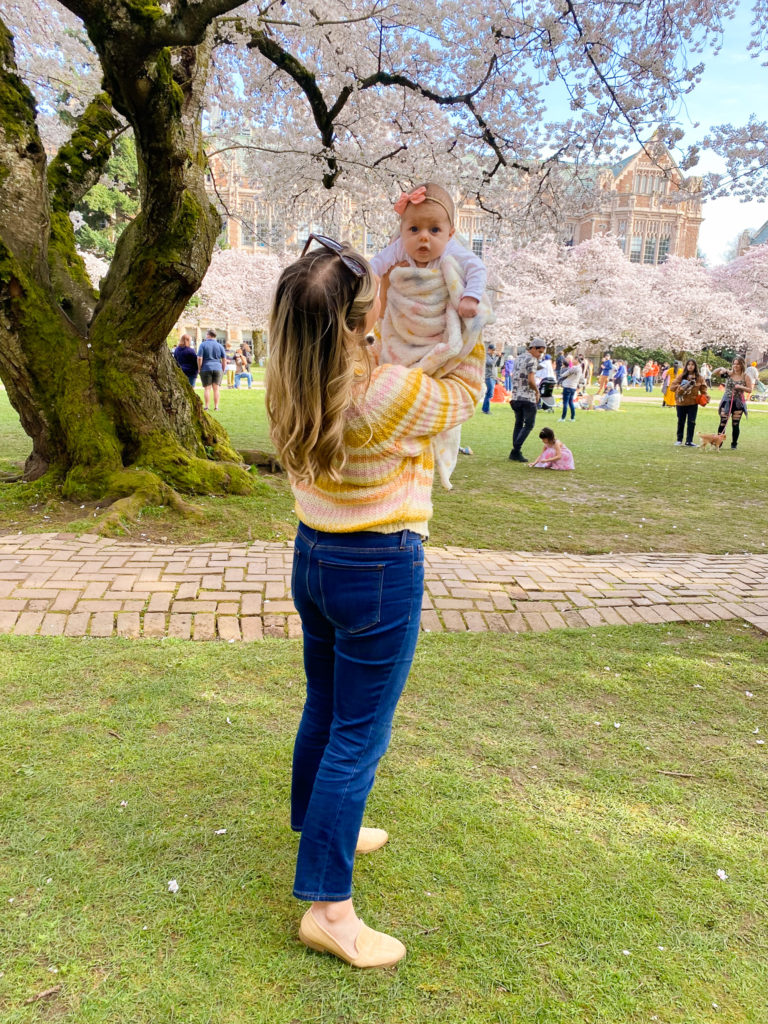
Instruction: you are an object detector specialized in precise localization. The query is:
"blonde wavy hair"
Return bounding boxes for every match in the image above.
[265,246,377,485]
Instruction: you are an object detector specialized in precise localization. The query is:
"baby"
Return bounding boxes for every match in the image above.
[370,183,493,488]
[369,183,486,319]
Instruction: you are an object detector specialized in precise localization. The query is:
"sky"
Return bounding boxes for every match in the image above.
[655,3,768,265]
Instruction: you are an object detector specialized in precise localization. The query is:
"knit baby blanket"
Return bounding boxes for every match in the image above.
[379,255,494,489]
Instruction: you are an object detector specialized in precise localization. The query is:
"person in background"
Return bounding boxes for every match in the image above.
[535,350,555,386]
[669,358,707,446]
[172,333,198,388]
[240,341,254,373]
[529,426,575,470]
[234,347,253,389]
[224,341,236,388]
[642,360,655,392]
[660,362,676,407]
[197,329,226,412]
[265,238,483,969]
[581,380,621,411]
[558,357,581,421]
[700,360,711,386]
[631,362,641,387]
[597,352,613,394]
[555,350,566,378]
[509,338,545,462]
[503,352,514,392]
[482,342,497,414]
[746,361,759,390]
[613,359,627,393]
[713,357,753,449]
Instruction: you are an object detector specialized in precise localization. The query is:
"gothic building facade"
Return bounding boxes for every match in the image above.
[562,139,703,264]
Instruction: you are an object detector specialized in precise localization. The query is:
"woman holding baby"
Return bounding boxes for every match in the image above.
[265,185,484,969]
[669,359,708,447]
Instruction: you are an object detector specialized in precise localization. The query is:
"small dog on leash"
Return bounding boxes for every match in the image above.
[698,432,726,451]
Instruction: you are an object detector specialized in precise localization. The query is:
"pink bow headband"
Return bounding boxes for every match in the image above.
[393,186,454,225]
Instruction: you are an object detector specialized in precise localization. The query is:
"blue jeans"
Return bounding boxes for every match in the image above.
[561,387,576,419]
[290,523,425,901]
[482,375,495,413]
[234,372,252,388]
[644,377,653,392]
[504,372,512,391]
[185,373,197,388]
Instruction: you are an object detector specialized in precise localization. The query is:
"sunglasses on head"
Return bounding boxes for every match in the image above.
[301,234,367,278]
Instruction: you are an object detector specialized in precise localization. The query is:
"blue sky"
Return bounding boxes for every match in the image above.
[661,2,768,264]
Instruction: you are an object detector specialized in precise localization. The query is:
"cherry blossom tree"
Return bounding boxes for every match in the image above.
[180,248,286,342]
[487,234,766,356]
[710,243,768,320]
[1,1,765,529]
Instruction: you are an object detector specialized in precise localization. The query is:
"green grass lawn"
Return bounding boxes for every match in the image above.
[0,387,767,552]
[1,622,766,1023]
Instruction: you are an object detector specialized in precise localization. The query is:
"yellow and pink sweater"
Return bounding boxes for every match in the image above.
[292,340,484,534]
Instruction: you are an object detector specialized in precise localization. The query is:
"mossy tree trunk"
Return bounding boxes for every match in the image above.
[0,2,254,531]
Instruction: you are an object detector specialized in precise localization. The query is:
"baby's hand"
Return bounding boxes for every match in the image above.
[458,296,479,319]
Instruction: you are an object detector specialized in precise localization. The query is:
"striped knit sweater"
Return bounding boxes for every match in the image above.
[291,339,484,533]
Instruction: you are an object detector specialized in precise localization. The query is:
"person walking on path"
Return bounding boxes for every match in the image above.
[509,338,545,462]
[713,357,753,449]
[172,333,198,388]
[669,358,707,446]
[482,342,497,413]
[265,237,483,969]
[558,358,581,421]
[197,329,226,411]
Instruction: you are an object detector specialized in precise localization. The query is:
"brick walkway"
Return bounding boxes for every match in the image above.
[0,533,767,640]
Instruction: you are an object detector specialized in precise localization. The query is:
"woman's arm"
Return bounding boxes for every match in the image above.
[360,341,484,452]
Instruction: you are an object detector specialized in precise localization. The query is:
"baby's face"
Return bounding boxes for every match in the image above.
[400,202,455,266]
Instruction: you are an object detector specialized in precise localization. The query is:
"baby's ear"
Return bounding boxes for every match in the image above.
[448,225,456,239]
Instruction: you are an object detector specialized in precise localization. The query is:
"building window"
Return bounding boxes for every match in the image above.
[240,220,255,247]
[629,236,642,263]
[644,237,656,264]
[657,237,670,263]
[472,236,484,258]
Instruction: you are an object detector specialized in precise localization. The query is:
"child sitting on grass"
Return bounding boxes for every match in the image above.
[529,427,575,470]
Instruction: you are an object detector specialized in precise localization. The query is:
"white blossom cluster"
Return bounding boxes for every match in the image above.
[485,233,767,352]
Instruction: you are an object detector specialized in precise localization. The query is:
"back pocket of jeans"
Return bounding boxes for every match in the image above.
[318,560,385,634]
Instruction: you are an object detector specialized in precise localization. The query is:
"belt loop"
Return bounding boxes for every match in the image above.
[399,530,407,550]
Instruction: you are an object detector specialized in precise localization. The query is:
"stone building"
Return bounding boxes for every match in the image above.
[735,219,768,257]
[206,136,702,268]
[563,137,703,263]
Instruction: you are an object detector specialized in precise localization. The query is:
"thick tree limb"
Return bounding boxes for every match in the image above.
[47,94,122,213]
[59,0,248,49]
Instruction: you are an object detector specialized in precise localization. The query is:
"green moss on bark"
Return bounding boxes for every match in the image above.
[0,22,37,143]
[47,93,121,213]
[136,431,254,496]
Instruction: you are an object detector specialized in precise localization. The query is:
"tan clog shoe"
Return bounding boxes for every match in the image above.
[355,827,389,854]
[299,910,406,968]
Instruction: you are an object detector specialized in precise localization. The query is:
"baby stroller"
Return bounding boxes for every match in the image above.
[538,378,556,412]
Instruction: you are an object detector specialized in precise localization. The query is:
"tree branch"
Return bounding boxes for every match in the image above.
[47,94,123,213]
